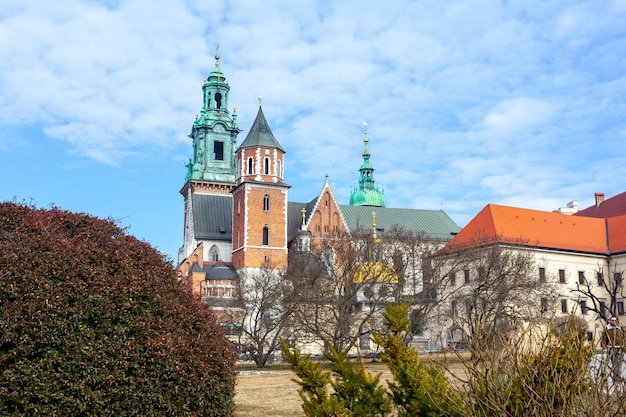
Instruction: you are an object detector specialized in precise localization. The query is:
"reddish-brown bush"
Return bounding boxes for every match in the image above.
[0,201,235,416]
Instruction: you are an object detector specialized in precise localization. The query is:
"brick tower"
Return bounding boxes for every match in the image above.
[232,101,289,273]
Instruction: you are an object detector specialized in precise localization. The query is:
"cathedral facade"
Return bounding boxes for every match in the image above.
[176,54,461,346]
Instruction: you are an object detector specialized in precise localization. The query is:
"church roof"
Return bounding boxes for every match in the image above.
[339,205,461,241]
[192,194,232,241]
[445,203,626,255]
[286,200,460,242]
[238,106,285,152]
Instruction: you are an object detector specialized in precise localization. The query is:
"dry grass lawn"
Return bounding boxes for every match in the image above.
[234,355,466,417]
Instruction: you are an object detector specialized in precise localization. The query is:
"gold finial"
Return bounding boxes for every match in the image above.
[362,119,369,143]
[372,210,378,240]
[233,107,237,112]
[215,44,220,61]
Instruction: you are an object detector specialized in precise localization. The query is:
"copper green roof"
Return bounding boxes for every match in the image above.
[338,205,460,241]
[287,201,460,242]
[238,106,285,152]
[349,126,384,207]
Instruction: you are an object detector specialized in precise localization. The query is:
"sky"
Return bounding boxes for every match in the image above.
[1,0,626,263]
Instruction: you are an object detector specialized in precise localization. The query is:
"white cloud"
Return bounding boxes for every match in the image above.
[1,0,626,256]
[482,97,557,134]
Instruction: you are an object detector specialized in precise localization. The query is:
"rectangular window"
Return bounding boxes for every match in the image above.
[213,141,224,160]
[559,269,566,284]
[561,299,568,313]
[465,300,472,318]
[618,301,625,316]
[597,271,604,286]
[450,272,456,287]
[263,194,270,211]
[580,300,588,315]
[262,226,269,246]
[615,272,623,286]
[464,269,471,284]
[540,297,549,313]
[539,267,546,283]
[600,300,607,317]
[451,300,457,317]
[578,271,586,285]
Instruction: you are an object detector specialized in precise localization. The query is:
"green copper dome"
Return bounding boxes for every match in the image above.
[349,122,385,207]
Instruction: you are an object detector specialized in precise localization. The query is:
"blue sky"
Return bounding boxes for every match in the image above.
[1,0,626,262]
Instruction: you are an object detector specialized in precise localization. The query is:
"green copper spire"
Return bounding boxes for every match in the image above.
[185,48,240,183]
[349,120,385,207]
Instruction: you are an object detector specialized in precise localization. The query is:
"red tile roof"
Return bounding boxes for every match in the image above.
[575,191,626,218]
[446,204,626,255]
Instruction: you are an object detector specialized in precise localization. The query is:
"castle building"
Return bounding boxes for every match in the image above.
[435,192,626,348]
[177,54,461,336]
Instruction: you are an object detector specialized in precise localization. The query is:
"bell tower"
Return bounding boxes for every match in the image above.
[179,51,240,264]
[185,49,240,186]
[232,100,289,272]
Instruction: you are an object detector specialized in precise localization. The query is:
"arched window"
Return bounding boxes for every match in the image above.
[264,157,270,175]
[247,157,253,174]
[263,194,270,211]
[263,225,269,246]
[215,92,222,109]
[209,245,220,262]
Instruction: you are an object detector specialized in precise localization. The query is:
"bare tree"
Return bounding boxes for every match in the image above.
[286,226,441,352]
[571,262,626,321]
[235,260,295,367]
[431,236,555,351]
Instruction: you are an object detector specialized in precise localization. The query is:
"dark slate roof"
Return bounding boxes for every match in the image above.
[192,194,232,241]
[288,200,317,241]
[575,191,626,218]
[204,298,243,308]
[338,205,461,241]
[206,262,239,280]
[237,106,285,152]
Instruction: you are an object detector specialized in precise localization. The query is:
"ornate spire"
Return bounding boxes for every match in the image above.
[185,50,240,184]
[349,120,385,207]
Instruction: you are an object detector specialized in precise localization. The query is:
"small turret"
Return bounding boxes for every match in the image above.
[349,120,385,207]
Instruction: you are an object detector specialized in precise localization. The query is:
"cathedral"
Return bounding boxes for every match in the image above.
[176,53,461,334]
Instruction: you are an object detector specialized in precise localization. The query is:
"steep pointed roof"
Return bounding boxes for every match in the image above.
[447,204,610,254]
[238,106,285,152]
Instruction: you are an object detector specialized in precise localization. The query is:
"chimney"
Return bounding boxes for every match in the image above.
[595,192,605,207]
